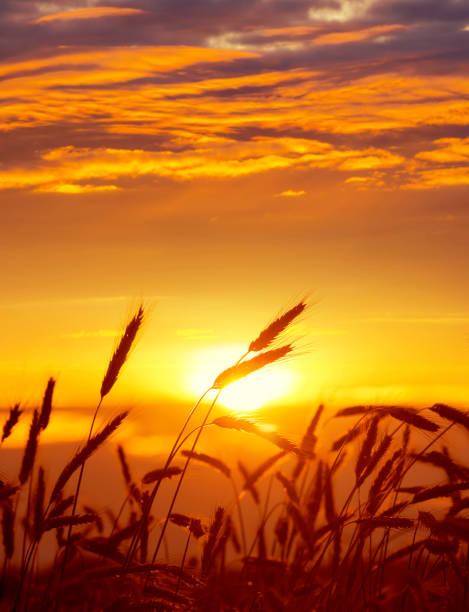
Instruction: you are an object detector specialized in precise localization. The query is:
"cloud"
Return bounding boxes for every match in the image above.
[416,137,469,163]
[276,190,306,197]
[36,183,120,194]
[0,3,468,194]
[405,167,469,189]
[0,141,406,191]
[33,7,145,24]
[308,0,379,23]
[313,24,405,45]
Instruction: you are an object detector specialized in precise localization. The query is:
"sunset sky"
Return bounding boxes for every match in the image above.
[2,1,469,453]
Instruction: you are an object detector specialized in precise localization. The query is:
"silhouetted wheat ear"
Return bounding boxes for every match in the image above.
[355,416,379,479]
[117,444,132,485]
[212,415,297,453]
[331,423,364,451]
[306,460,323,524]
[246,451,286,487]
[359,435,392,484]
[19,409,40,484]
[248,300,306,352]
[383,406,439,432]
[276,472,299,504]
[357,517,414,532]
[238,461,260,504]
[50,411,127,503]
[335,405,372,418]
[300,404,323,458]
[1,403,22,442]
[39,377,55,430]
[181,450,231,478]
[430,403,469,432]
[413,450,469,480]
[412,481,469,503]
[100,305,144,398]
[44,514,96,531]
[212,345,292,389]
[169,513,206,539]
[202,507,225,573]
[141,466,182,485]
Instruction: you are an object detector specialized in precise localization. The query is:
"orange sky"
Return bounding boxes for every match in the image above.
[2,1,469,453]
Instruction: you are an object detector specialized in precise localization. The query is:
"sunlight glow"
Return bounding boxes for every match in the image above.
[186,345,295,414]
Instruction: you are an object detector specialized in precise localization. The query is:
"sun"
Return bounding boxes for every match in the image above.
[185,344,294,414]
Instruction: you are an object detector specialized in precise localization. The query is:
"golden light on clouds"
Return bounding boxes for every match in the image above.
[33,6,145,24]
[313,24,405,46]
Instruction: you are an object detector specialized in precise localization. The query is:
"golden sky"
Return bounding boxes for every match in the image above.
[2,1,469,452]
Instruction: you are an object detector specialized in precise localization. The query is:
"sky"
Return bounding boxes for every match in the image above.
[2,0,469,454]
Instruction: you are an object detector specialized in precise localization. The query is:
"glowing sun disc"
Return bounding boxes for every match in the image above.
[186,344,294,413]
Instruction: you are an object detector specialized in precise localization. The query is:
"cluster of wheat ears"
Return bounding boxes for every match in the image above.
[1,302,469,611]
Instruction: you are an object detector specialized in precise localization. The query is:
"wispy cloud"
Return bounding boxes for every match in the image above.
[276,190,306,197]
[33,7,145,24]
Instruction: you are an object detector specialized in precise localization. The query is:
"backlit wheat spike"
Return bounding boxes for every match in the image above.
[306,460,323,525]
[212,345,292,389]
[19,409,40,484]
[412,450,469,481]
[425,538,458,555]
[248,300,306,352]
[412,481,469,503]
[181,450,231,478]
[141,466,182,485]
[1,403,22,442]
[44,514,96,531]
[246,451,286,487]
[359,435,392,485]
[202,506,225,575]
[276,472,299,504]
[355,416,379,480]
[100,305,144,398]
[357,517,414,531]
[430,403,469,433]
[49,495,75,519]
[330,423,364,451]
[383,406,439,432]
[169,513,206,539]
[300,404,323,457]
[238,461,260,504]
[335,405,373,418]
[39,377,55,430]
[212,415,298,453]
[50,412,127,503]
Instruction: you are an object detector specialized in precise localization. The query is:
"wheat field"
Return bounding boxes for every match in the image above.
[1,303,468,611]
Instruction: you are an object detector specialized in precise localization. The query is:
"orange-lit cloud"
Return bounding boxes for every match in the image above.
[416,138,469,163]
[0,141,406,192]
[406,167,469,189]
[314,24,405,46]
[33,7,145,24]
[276,190,306,197]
